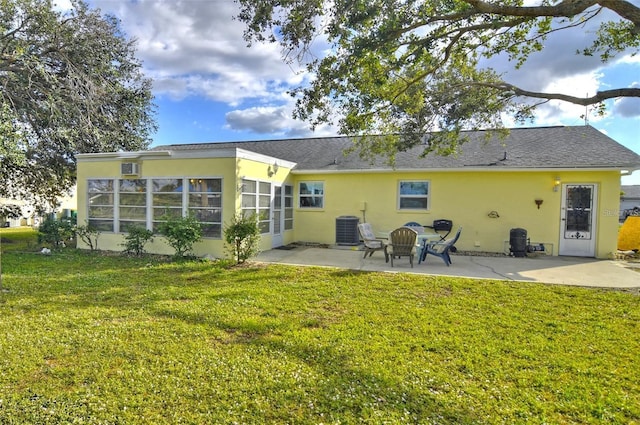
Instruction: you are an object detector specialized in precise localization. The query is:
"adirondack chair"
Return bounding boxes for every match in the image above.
[420,227,462,266]
[386,227,418,267]
[357,223,387,260]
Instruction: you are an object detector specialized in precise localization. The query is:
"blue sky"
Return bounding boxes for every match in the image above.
[86,0,640,184]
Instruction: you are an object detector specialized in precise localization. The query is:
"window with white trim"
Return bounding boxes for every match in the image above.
[284,184,293,230]
[188,178,222,238]
[87,179,114,231]
[87,177,223,238]
[299,181,324,208]
[398,180,430,210]
[151,178,183,233]
[241,179,271,234]
[119,179,147,232]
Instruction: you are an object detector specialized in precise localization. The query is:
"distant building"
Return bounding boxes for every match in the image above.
[0,187,77,227]
[621,185,640,221]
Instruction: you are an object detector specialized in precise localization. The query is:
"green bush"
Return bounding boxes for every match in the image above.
[121,225,154,256]
[158,215,203,258]
[224,213,261,264]
[75,222,101,251]
[37,217,74,249]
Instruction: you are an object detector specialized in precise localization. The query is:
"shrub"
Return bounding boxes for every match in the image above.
[618,216,640,251]
[38,217,74,249]
[224,213,261,264]
[121,225,154,256]
[75,222,101,251]
[158,215,203,258]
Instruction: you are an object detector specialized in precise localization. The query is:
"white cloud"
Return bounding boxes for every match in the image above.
[95,0,305,104]
[52,0,73,12]
[94,0,637,141]
[481,9,640,126]
[613,83,640,118]
[225,104,336,138]
[616,53,640,65]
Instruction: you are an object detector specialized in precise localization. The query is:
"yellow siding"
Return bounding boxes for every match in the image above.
[77,154,621,259]
[77,155,295,258]
[291,170,621,258]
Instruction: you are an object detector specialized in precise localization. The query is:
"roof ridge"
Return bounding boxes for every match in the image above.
[153,125,581,149]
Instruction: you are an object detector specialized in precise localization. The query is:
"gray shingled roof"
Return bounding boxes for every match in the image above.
[622,185,640,199]
[152,125,640,172]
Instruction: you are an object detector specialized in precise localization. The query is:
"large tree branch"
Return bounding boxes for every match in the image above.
[463,0,599,17]
[463,0,640,32]
[478,82,640,105]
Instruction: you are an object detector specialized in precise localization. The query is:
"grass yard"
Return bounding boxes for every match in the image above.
[0,229,639,424]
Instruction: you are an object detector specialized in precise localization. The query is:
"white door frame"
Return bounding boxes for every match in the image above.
[558,183,598,257]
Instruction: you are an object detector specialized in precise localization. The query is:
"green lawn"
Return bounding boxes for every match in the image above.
[0,229,638,424]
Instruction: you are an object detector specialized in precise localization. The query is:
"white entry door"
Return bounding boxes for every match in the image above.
[271,185,283,248]
[558,184,597,257]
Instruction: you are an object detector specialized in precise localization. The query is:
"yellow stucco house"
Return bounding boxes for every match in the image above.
[76,125,640,259]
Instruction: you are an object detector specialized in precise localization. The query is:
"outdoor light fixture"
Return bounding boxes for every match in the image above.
[553,176,561,192]
[267,162,279,177]
[535,199,543,209]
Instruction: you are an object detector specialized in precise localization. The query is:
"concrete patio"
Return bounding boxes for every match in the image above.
[255,245,640,289]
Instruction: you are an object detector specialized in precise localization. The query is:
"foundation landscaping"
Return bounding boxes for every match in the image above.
[0,228,638,424]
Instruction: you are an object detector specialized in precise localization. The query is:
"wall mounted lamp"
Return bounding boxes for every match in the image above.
[267,162,279,177]
[535,199,543,209]
[553,176,561,192]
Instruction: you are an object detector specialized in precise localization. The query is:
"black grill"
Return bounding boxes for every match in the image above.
[509,228,527,257]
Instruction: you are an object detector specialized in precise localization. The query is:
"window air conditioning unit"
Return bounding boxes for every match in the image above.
[121,162,139,176]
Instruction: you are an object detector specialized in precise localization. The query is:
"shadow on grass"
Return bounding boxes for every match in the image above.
[196,313,481,423]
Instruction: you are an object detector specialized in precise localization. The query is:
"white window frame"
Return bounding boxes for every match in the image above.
[87,177,223,238]
[186,178,223,238]
[398,180,430,210]
[118,179,148,233]
[284,184,294,230]
[241,179,271,234]
[87,179,115,232]
[298,181,324,209]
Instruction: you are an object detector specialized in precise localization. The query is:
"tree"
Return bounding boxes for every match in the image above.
[224,213,261,264]
[158,215,203,258]
[237,0,640,159]
[0,0,156,209]
[121,225,154,256]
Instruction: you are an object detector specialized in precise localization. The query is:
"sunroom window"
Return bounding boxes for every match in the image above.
[241,179,271,234]
[87,179,114,232]
[119,179,147,232]
[188,178,222,238]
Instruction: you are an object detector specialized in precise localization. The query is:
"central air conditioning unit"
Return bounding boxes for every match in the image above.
[121,162,139,176]
[335,216,360,246]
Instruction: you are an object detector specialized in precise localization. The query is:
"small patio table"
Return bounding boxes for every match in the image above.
[376,230,441,263]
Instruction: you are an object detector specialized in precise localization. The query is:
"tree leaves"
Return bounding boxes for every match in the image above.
[0,0,156,208]
[237,0,640,159]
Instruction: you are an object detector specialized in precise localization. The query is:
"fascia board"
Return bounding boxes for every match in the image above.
[290,166,633,175]
[77,148,298,170]
[76,151,172,161]
[235,148,297,169]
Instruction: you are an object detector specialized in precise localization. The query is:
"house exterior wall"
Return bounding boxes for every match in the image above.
[235,156,296,251]
[77,153,622,259]
[290,169,621,258]
[77,155,295,258]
